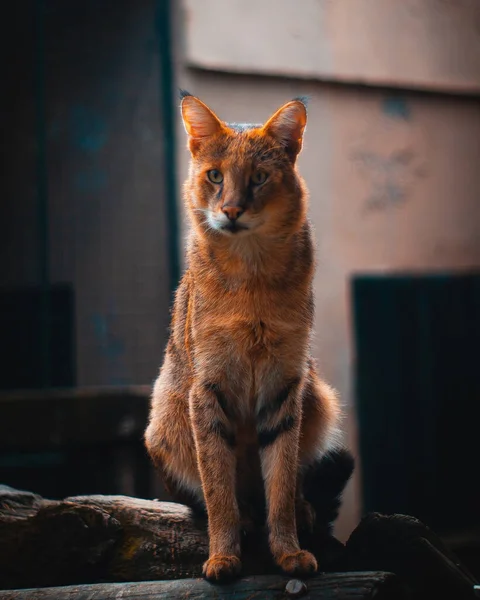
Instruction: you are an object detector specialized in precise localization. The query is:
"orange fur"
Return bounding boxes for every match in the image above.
[145,93,341,582]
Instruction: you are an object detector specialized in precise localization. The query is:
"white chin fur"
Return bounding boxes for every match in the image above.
[207,213,230,230]
[207,213,253,236]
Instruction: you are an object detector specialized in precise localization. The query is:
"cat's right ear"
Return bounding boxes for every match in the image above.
[181,95,224,154]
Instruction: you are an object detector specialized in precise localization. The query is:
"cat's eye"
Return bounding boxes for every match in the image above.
[207,169,223,184]
[251,171,268,185]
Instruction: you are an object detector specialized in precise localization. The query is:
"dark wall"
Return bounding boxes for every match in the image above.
[0,0,174,387]
[353,273,480,536]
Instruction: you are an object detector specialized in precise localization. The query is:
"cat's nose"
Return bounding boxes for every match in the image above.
[222,205,244,221]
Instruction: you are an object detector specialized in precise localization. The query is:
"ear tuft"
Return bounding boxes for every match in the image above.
[181,95,224,143]
[179,88,193,100]
[292,95,310,108]
[263,100,307,161]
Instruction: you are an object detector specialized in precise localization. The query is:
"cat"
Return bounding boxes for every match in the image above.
[145,92,341,582]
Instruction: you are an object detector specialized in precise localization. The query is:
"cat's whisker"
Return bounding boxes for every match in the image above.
[197,216,217,234]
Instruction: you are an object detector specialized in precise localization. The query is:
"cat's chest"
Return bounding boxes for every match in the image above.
[195,292,301,355]
[246,315,300,354]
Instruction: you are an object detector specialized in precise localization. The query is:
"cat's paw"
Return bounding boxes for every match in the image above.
[296,498,316,533]
[202,554,242,583]
[277,550,318,576]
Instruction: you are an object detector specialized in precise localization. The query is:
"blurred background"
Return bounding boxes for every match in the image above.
[1,0,479,573]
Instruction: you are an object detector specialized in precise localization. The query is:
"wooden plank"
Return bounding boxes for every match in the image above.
[0,572,407,600]
[0,386,151,449]
[0,385,151,402]
[183,0,480,94]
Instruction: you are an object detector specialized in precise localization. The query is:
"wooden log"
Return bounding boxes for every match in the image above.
[343,512,478,600]
[0,485,207,589]
[0,459,353,593]
[0,484,346,590]
[2,484,476,598]
[0,572,408,600]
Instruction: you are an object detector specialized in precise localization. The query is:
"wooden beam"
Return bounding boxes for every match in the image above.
[0,386,151,449]
[0,572,407,600]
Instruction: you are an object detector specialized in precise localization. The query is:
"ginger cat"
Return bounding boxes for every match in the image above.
[145,92,341,582]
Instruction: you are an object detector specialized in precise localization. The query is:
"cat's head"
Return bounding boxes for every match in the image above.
[181,92,308,239]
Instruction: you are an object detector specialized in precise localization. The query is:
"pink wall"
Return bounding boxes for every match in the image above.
[173,0,480,540]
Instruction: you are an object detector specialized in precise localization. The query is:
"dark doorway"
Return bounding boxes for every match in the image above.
[352,272,480,537]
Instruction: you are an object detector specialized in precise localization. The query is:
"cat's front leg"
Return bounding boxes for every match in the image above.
[257,378,318,576]
[189,382,241,582]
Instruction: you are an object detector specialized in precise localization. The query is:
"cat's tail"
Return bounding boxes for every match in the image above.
[303,447,355,535]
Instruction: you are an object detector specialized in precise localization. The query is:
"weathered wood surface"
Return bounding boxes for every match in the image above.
[0,453,353,592]
[0,572,408,600]
[343,512,478,600]
[0,484,345,590]
[2,485,477,598]
[0,386,151,449]
[0,485,207,589]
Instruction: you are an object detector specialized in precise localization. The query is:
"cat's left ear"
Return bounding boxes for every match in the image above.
[181,94,224,154]
[263,99,307,162]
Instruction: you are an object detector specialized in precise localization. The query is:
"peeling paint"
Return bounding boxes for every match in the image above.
[350,103,427,213]
[382,96,411,120]
[351,150,416,211]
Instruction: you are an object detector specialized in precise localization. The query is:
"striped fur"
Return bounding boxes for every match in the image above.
[145,94,341,582]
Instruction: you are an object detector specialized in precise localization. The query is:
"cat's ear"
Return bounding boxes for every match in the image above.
[263,100,307,162]
[181,94,224,154]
